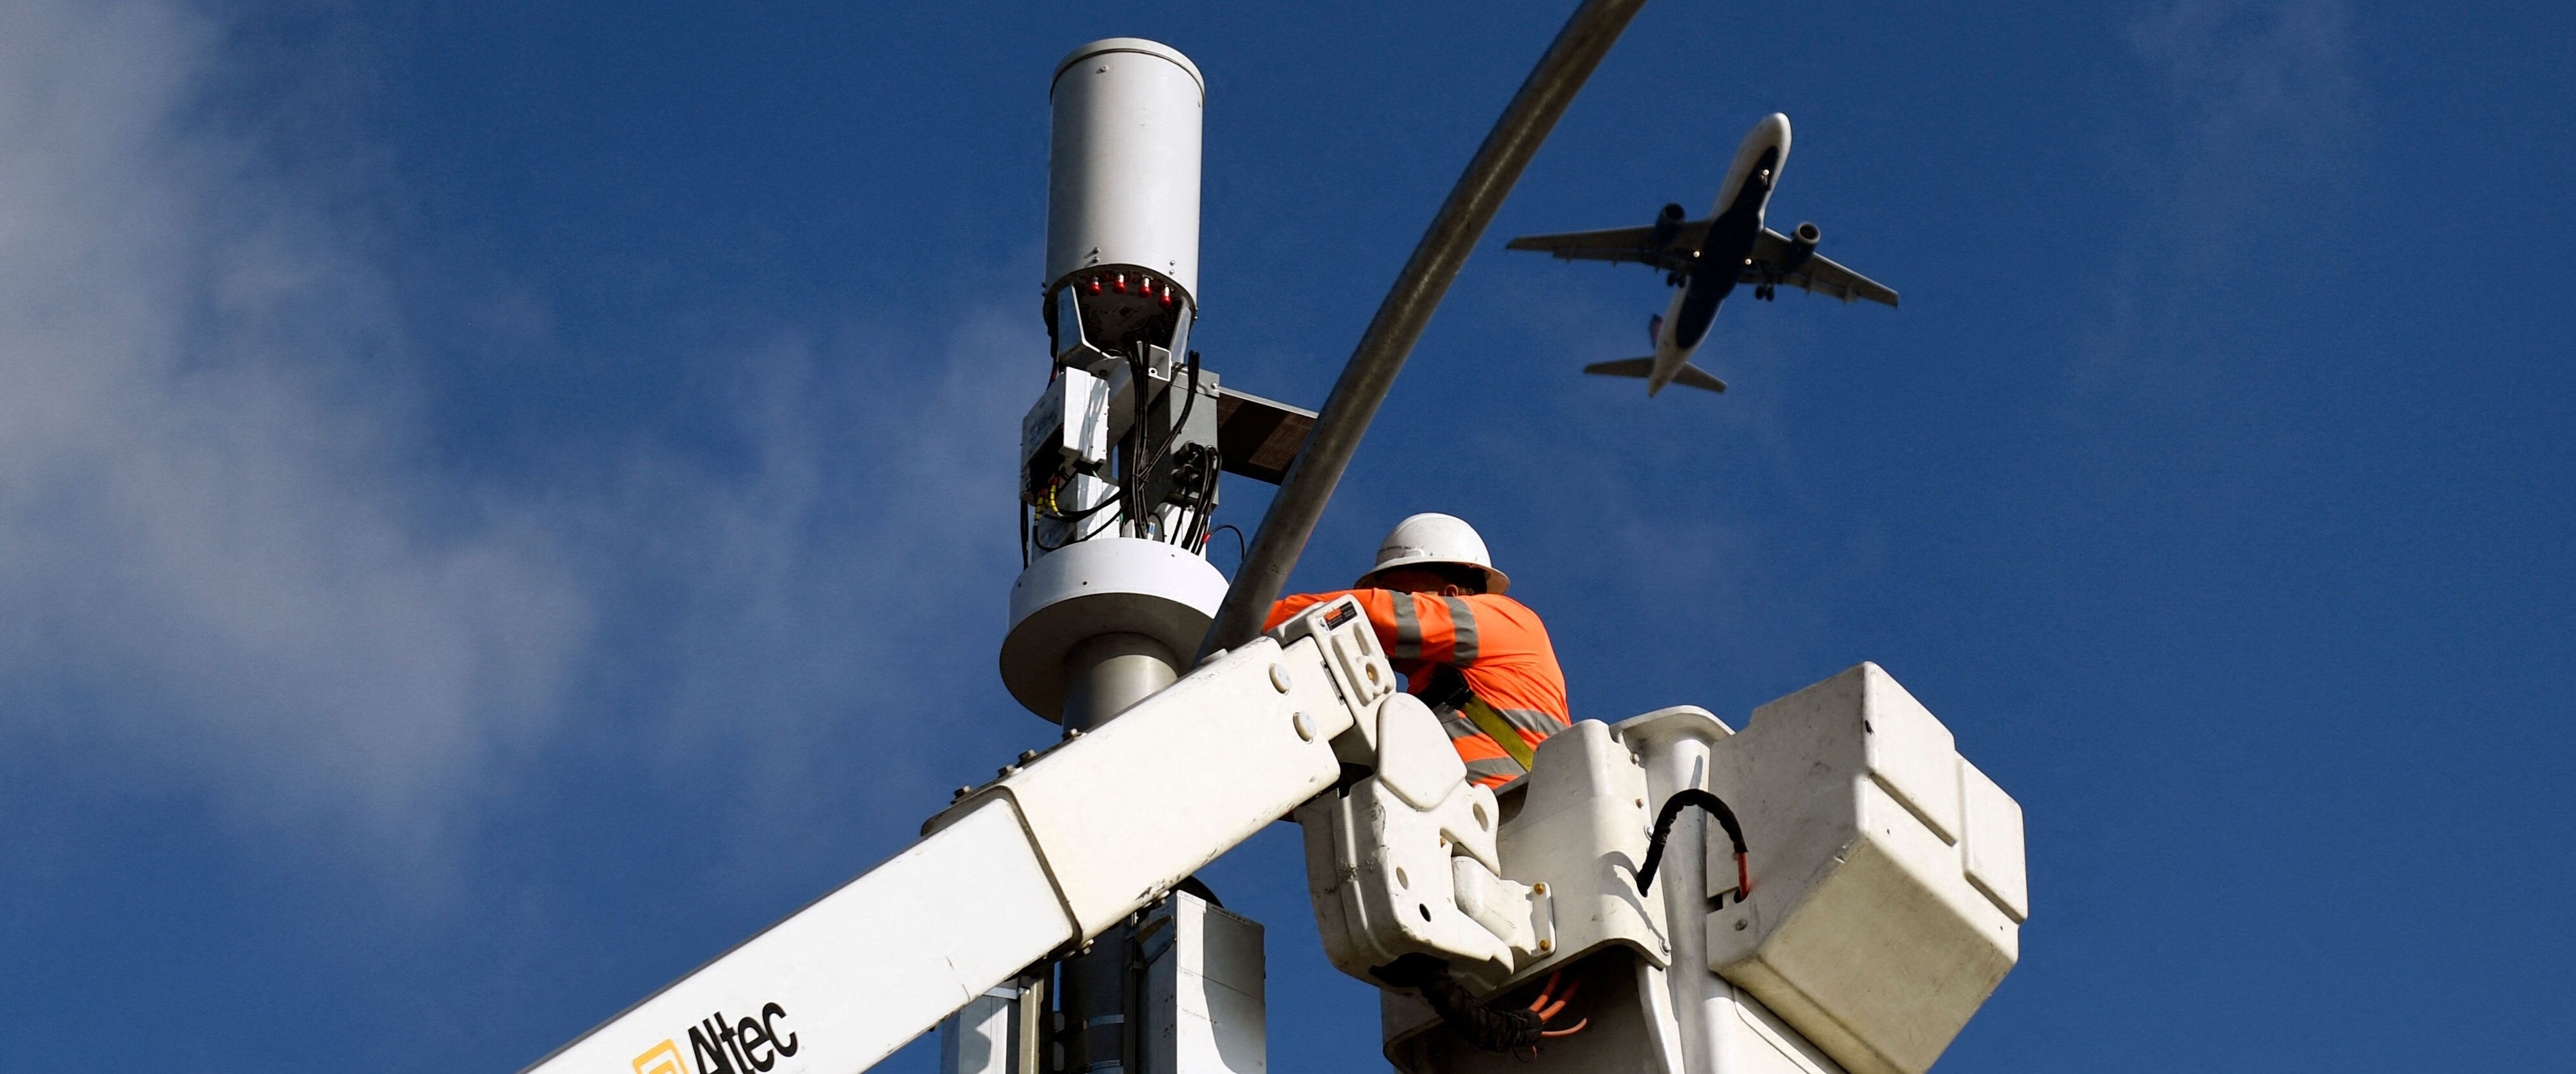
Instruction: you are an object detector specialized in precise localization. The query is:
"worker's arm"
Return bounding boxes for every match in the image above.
[1265,589,1488,668]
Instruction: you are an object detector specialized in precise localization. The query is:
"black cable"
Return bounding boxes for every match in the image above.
[1635,788,1748,896]
[1028,469,1124,554]
[1029,500,1121,554]
[1175,348,1202,439]
[1209,525,1248,567]
[1131,349,1203,543]
[1179,448,1206,549]
[1369,954,1543,1053]
[1036,479,1123,523]
[1177,353,1215,547]
[1179,441,1220,552]
[1166,350,1204,465]
[1122,342,1148,529]
[1197,454,1221,540]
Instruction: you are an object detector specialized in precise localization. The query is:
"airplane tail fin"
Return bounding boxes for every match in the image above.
[1669,361,1727,394]
[1583,357,1655,379]
[1580,357,1729,395]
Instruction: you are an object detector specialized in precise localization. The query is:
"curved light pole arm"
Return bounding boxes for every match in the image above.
[1201,0,1647,655]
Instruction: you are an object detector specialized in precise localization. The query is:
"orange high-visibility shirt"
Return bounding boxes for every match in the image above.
[1267,590,1571,788]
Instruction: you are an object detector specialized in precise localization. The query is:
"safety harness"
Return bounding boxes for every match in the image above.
[1424,666,1539,772]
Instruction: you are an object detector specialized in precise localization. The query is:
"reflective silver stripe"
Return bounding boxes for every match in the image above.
[1390,595,1423,660]
[1463,755,1528,784]
[1442,596,1479,665]
[1496,707,1568,738]
[1433,709,1484,741]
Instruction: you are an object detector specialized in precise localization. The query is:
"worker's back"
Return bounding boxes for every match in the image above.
[1267,587,1568,787]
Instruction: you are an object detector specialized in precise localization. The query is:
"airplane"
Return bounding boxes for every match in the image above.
[1506,112,1897,395]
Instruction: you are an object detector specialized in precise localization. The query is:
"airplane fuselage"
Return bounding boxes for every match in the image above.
[1647,113,1790,394]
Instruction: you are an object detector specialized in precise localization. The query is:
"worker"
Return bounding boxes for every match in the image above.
[1265,513,1570,788]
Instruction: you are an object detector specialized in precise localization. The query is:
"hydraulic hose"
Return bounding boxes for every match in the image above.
[1634,789,1749,899]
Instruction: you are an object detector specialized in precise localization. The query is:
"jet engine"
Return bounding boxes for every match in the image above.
[1647,202,1685,253]
[1783,221,1821,271]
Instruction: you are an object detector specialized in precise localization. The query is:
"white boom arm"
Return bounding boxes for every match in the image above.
[518,600,1397,1074]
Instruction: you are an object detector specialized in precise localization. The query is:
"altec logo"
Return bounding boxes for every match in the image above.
[631,1004,801,1074]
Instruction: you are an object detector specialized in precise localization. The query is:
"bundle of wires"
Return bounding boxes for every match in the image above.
[1026,470,1124,557]
[1367,956,1594,1052]
[1126,347,1210,548]
[1024,346,1218,560]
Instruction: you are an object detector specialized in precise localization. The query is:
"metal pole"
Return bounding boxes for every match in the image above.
[1199,0,1647,655]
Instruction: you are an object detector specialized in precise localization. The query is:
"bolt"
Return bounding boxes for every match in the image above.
[1734,918,1749,932]
[1019,750,1039,764]
[1064,726,1084,741]
[1538,938,1554,953]
[954,786,972,801]
[1293,711,1316,742]
[1269,663,1293,693]
[999,764,1020,778]
[1533,883,1548,896]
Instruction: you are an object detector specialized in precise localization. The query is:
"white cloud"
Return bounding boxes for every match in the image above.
[2076,0,2362,390]
[0,0,589,836]
[589,321,1031,825]
[0,0,1034,854]
[2131,0,2359,149]
[2126,0,2361,245]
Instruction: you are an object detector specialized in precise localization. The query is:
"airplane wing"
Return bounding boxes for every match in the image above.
[1506,222,1706,273]
[1744,227,1899,307]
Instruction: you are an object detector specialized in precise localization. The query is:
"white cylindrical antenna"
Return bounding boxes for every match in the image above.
[1005,39,1224,727]
[1046,38,1203,361]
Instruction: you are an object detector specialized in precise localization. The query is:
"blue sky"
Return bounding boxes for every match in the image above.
[2,1,2570,1070]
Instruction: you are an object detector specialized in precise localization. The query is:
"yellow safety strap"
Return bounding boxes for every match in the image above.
[1458,695,1538,771]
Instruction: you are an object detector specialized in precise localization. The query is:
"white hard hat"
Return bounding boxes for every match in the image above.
[1354,513,1510,595]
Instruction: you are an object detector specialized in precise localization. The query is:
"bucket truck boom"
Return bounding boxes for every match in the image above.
[520,596,1404,1074]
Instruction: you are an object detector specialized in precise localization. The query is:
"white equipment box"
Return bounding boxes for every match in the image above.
[943,891,1264,1074]
[1704,663,2027,1074]
[1142,892,1267,1074]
